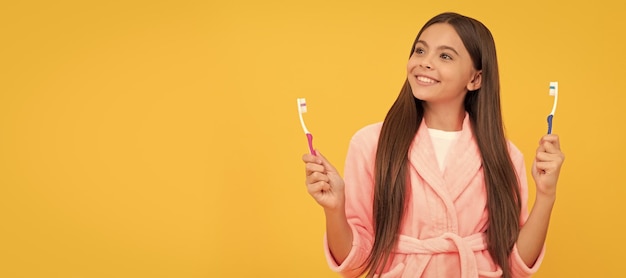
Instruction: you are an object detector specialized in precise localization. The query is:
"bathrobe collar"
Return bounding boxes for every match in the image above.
[408,112,483,213]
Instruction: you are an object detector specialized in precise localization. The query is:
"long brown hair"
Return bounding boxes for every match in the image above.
[362,12,521,278]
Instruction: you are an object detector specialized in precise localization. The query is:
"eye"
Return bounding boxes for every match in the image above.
[440,53,453,60]
[414,47,425,55]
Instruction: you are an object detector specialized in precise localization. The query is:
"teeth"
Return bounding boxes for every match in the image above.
[417,76,436,83]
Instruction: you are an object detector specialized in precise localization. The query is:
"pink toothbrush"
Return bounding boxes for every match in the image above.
[297,98,316,155]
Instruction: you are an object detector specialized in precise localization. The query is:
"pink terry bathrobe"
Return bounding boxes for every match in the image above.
[325,115,544,278]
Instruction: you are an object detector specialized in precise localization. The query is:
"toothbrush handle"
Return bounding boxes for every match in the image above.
[306,133,316,155]
[547,114,553,134]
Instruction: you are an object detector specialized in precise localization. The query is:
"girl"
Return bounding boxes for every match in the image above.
[302,12,564,278]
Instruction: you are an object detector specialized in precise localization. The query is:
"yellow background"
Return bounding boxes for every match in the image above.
[1,0,624,277]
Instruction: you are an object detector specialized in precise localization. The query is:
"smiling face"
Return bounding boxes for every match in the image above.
[406,23,482,108]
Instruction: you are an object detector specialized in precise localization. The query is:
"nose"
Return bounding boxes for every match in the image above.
[418,53,434,70]
[420,58,432,69]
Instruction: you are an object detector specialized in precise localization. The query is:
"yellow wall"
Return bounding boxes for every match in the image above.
[1,0,624,277]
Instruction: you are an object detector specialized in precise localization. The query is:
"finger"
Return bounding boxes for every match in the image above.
[535,151,563,163]
[302,153,322,164]
[534,161,560,174]
[317,151,338,173]
[541,141,564,156]
[309,171,330,183]
[535,151,549,162]
[320,181,331,191]
[306,172,330,187]
[307,180,328,195]
[540,134,561,151]
[305,162,326,176]
[536,144,546,155]
[535,151,551,163]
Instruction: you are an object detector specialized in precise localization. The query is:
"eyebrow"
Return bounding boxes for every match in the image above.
[416,40,460,56]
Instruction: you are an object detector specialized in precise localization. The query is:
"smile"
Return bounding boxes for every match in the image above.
[416,75,438,83]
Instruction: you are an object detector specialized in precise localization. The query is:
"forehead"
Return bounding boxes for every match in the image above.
[417,23,466,50]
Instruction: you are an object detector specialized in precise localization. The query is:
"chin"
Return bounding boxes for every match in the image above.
[410,89,431,102]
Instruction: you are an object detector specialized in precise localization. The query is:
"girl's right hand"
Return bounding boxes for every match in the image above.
[302,151,346,211]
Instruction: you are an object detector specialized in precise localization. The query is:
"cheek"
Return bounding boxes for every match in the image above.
[443,68,466,83]
[406,58,418,73]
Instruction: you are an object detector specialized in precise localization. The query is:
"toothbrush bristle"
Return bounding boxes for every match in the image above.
[297,98,307,113]
[549,82,558,96]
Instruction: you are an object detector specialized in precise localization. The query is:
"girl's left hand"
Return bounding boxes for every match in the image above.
[531,134,565,198]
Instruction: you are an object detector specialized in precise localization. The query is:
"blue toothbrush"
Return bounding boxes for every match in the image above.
[547,82,558,134]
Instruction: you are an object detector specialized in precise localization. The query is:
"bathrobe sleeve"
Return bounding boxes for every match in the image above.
[507,142,546,277]
[324,124,380,277]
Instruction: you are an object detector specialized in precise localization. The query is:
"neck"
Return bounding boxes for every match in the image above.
[422,102,465,131]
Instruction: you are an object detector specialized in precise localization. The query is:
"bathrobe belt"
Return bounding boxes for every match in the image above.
[395,232,502,278]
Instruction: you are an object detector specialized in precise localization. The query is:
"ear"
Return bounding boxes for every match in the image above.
[466,70,482,91]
